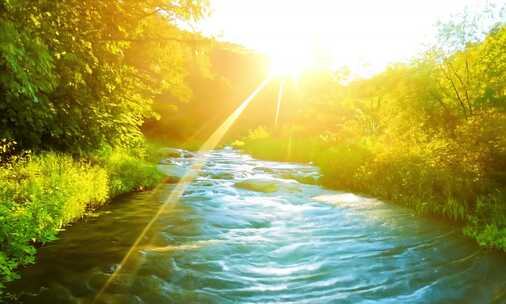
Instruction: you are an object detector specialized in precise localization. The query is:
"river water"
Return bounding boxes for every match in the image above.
[8,148,506,303]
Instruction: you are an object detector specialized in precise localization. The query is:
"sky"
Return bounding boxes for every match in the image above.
[202,0,506,78]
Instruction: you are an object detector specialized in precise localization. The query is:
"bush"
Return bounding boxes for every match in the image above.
[0,144,163,291]
[0,153,108,289]
[315,141,374,191]
[95,145,164,197]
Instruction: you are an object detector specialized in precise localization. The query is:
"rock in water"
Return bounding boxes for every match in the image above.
[157,164,197,183]
[209,172,235,180]
[234,178,280,193]
[159,147,184,158]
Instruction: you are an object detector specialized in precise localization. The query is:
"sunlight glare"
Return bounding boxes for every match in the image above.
[93,76,271,303]
[205,0,504,78]
[268,47,314,77]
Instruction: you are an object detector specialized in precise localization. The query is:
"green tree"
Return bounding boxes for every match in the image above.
[0,0,210,151]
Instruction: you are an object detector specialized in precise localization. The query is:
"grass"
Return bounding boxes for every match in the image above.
[0,144,164,292]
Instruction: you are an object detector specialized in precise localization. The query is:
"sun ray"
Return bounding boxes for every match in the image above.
[274,79,285,128]
[93,76,271,303]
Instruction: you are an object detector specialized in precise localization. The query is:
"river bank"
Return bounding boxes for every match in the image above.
[0,143,166,296]
[238,136,506,253]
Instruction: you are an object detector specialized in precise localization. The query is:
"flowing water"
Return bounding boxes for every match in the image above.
[8,148,506,303]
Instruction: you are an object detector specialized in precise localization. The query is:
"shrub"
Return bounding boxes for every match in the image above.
[97,146,164,197]
[0,144,163,291]
[0,153,108,289]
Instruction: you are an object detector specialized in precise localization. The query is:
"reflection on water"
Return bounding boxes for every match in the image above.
[8,148,506,303]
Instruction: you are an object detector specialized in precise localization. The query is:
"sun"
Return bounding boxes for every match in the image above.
[267,45,315,77]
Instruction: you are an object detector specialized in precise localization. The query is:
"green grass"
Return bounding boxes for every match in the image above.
[0,144,164,291]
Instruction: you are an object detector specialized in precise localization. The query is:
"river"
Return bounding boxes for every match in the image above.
[8,148,506,303]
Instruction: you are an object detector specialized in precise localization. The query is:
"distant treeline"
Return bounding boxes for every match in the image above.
[142,43,271,142]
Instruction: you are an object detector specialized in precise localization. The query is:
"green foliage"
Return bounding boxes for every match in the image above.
[0,153,105,290]
[241,136,324,163]
[96,145,164,197]
[0,144,163,292]
[0,0,209,151]
[464,192,506,251]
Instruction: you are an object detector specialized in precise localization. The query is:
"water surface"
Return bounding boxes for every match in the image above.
[9,148,506,303]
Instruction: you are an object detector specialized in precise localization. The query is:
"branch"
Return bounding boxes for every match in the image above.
[446,60,472,114]
[97,36,210,47]
[441,63,469,118]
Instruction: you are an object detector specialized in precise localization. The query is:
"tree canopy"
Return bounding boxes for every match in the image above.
[0,0,209,151]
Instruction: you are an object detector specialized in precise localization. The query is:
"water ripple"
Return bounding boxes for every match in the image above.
[8,148,506,304]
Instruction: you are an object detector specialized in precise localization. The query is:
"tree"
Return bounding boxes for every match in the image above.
[0,0,210,151]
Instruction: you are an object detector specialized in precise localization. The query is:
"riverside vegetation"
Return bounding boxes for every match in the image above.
[0,141,163,291]
[0,0,210,295]
[239,18,506,251]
